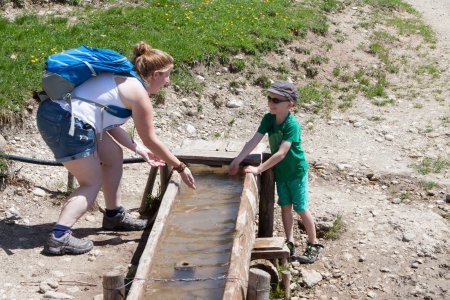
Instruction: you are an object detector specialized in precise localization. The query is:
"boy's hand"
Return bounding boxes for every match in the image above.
[228,159,240,175]
[243,165,260,175]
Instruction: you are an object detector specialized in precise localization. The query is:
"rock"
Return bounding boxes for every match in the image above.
[301,269,323,287]
[367,291,377,298]
[43,291,73,299]
[0,134,6,150]
[39,282,52,294]
[392,198,402,204]
[402,233,416,242]
[445,194,450,203]
[32,188,46,197]
[226,99,243,108]
[185,124,196,136]
[45,279,58,289]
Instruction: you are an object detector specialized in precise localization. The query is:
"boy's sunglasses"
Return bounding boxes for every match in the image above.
[267,96,290,104]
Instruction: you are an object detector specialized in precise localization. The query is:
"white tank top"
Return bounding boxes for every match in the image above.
[56,73,134,132]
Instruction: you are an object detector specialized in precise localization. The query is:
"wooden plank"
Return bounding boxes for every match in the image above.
[126,172,181,300]
[223,173,259,300]
[139,166,158,215]
[172,149,262,166]
[258,167,274,238]
[253,237,285,251]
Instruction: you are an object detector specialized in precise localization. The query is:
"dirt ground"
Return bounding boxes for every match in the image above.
[0,1,449,299]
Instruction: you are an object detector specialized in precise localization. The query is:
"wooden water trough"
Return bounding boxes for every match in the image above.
[107,140,277,300]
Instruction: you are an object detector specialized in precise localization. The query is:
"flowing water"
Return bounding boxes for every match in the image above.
[143,169,243,300]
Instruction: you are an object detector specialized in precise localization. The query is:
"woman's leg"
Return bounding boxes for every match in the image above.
[96,132,148,230]
[57,155,103,227]
[96,132,123,209]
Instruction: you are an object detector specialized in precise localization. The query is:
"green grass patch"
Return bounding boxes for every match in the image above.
[419,180,439,191]
[0,0,329,121]
[298,81,333,115]
[324,213,346,240]
[414,157,450,175]
[364,0,416,14]
[388,17,436,43]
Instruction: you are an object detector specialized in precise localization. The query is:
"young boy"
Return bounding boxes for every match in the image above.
[229,80,323,263]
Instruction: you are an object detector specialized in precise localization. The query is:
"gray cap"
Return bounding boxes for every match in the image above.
[267,80,299,102]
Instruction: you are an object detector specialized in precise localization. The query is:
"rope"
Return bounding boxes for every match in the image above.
[0,151,145,166]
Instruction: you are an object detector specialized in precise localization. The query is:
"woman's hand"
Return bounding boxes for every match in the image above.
[179,167,196,189]
[136,144,166,167]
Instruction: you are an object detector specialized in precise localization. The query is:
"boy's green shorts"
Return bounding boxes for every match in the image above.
[276,173,308,212]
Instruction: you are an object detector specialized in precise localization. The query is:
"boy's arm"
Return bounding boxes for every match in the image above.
[229,132,264,175]
[244,140,291,175]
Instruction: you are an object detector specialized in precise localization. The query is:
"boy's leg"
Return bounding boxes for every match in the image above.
[281,204,294,243]
[298,210,317,244]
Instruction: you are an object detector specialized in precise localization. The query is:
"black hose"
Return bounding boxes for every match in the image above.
[0,151,145,166]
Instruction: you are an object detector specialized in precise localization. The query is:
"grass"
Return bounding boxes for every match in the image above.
[414,157,450,175]
[324,213,346,240]
[0,0,329,122]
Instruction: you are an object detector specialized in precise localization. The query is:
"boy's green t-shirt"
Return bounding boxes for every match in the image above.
[257,112,308,183]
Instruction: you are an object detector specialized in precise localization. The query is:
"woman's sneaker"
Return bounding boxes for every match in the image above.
[294,243,324,264]
[102,211,149,231]
[285,240,296,256]
[45,231,93,255]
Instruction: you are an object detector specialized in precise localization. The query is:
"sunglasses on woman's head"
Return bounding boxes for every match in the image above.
[267,95,290,104]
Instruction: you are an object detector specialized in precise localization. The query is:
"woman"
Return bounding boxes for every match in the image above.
[37,41,196,255]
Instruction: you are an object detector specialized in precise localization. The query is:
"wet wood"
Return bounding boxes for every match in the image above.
[247,268,270,300]
[258,163,274,237]
[223,173,259,300]
[126,172,181,300]
[102,270,125,300]
[250,259,279,285]
[282,271,291,300]
[139,166,158,215]
[251,237,290,261]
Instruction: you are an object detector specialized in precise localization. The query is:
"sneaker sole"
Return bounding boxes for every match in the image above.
[45,245,93,255]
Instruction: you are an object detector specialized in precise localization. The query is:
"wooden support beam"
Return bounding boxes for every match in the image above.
[159,165,170,196]
[247,268,271,300]
[258,167,274,237]
[102,270,125,300]
[282,271,291,300]
[139,166,158,215]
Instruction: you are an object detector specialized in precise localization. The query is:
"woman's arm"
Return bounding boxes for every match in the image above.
[107,127,165,167]
[117,77,196,189]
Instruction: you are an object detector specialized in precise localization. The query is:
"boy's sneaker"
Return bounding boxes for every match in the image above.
[45,231,93,255]
[294,243,324,264]
[285,240,295,256]
[102,211,149,231]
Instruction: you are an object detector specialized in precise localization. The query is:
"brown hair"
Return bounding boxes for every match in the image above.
[131,41,174,79]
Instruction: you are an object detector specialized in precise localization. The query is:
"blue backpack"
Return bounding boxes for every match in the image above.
[40,45,143,135]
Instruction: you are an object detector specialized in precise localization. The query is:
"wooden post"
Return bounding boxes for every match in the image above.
[103,270,125,300]
[159,165,170,196]
[67,171,74,192]
[247,268,270,300]
[281,270,291,300]
[258,167,274,237]
[139,166,158,215]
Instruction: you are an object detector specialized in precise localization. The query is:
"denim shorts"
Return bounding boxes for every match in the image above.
[277,173,308,212]
[36,100,96,163]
